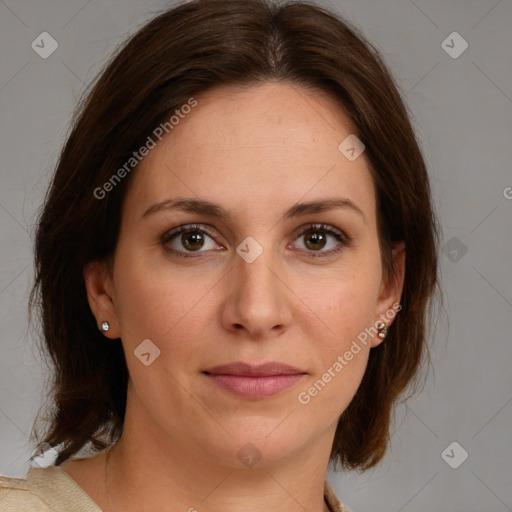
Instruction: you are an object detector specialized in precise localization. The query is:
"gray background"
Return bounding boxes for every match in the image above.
[0,0,511,511]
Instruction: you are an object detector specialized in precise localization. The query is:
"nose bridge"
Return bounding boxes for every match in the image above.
[225,237,291,336]
[236,241,280,306]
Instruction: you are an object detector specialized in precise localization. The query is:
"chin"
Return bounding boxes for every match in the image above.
[203,421,309,469]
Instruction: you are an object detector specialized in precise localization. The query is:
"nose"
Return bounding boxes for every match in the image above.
[220,244,293,340]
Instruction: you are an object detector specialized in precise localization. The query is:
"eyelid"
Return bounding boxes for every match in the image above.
[293,223,350,243]
[161,223,219,244]
[161,223,224,258]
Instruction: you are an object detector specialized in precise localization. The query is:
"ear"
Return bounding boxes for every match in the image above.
[371,241,406,348]
[83,260,120,339]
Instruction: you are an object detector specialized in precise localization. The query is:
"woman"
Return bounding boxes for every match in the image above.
[0,0,439,510]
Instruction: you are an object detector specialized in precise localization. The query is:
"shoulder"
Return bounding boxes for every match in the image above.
[324,479,354,512]
[0,465,102,512]
[0,471,53,511]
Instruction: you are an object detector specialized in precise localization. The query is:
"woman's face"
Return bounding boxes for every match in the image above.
[86,81,404,467]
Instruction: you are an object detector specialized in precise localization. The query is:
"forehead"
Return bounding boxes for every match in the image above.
[126,81,376,228]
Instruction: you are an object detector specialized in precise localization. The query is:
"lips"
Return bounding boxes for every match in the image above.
[203,361,306,377]
[202,362,307,399]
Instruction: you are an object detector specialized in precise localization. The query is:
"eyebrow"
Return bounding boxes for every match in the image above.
[142,197,366,223]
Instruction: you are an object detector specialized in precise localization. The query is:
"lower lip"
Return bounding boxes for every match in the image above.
[203,373,306,399]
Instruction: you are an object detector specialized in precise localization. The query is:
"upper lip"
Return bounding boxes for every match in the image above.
[203,362,306,376]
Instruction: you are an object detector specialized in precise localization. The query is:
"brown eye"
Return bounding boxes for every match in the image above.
[292,224,349,258]
[162,224,221,257]
[303,231,327,251]
[180,230,206,251]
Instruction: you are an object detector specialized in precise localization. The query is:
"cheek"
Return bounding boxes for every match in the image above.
[313,288,375,374]
[294,263,381,412]
[305,260,381,350]
[295,289,374,420]
[112,248,219,359]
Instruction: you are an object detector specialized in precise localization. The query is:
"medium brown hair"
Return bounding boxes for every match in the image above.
[30,0,440,471]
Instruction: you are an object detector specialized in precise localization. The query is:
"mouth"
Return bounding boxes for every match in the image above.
[204,361,306,377]
[202,362,307,399]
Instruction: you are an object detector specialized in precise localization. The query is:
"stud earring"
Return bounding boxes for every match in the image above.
[100,321,110,332]
[377,321,388,339]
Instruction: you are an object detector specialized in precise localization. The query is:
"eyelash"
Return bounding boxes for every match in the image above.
[161,223,350,259]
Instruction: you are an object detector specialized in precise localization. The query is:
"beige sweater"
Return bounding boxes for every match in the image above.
[0,465,353,512]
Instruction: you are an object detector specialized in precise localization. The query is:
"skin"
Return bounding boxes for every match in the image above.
[60,81,405,512]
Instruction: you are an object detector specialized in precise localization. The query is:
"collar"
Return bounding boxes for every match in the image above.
[24,465,352,512]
